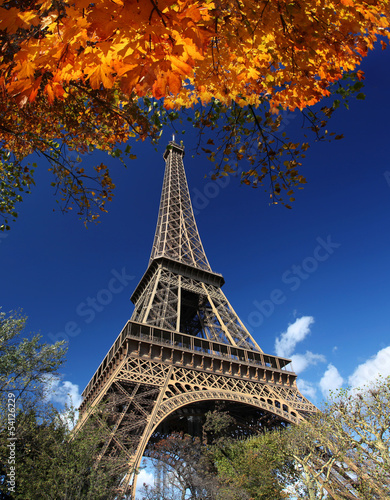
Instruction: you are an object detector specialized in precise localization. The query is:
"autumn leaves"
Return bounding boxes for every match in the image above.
[1,0,390,229]
[2,0,389,111]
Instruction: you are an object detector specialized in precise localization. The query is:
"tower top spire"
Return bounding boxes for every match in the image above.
[149,140,210,270]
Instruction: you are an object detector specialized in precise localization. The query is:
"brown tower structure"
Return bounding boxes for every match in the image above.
[78,140,316,497]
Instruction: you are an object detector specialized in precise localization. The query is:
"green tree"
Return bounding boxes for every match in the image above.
[0,309,66,419]
[0,309,127,499]
[0,406,127,500]
[208,430,296,500]
[286,376,390,500]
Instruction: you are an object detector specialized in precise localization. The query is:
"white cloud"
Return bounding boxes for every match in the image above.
[319,363,344,397]
[44,375,82,409]
[275,316,315,358]
[297,379,317,399]
[291,351,326,374]
[136,468,155,495]
[348,346,390,389]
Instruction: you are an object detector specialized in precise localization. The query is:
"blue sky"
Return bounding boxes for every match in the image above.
[1,45,390,414]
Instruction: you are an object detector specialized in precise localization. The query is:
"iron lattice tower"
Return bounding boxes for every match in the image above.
[78,140,316,498]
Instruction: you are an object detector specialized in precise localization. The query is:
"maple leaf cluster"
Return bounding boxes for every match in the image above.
[0,0,389,228]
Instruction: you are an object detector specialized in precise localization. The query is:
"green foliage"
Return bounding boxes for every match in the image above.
[0,309,66,415]
[286,376,390,500]
[0,154,35,231]
[203,410,236,442]
[210,431,296,500]
[0,309,127,499]
[0,406,127,499]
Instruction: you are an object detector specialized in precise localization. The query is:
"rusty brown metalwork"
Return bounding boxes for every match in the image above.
[78,141,316,498]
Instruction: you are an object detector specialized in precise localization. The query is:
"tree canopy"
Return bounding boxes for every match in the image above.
[1,0,389,228]
[286,377,390,500]
[0,309,127,499]
[0,309,66,414]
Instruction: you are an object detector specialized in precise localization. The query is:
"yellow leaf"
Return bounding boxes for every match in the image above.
[169,55,193,77]
[18,60,35,80]
[18,10,40,26]
[86,65,114,89]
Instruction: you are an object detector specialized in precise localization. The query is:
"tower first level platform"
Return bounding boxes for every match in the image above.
[78,319,316,496]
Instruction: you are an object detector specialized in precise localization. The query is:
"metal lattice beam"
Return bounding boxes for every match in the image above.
[78,140,317,499]
[149,142,211,271]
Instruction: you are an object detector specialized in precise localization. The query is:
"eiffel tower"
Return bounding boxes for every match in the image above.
[78,140,316,498]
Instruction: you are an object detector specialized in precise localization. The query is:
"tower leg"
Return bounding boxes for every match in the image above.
[121,366,174,498]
